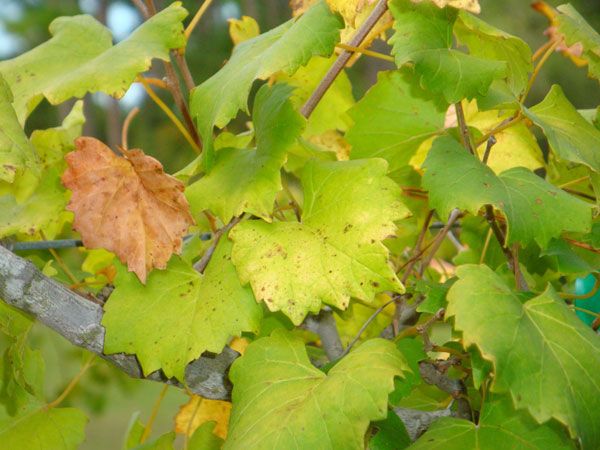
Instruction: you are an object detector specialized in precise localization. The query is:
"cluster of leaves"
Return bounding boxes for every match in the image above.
[1,0,600,448]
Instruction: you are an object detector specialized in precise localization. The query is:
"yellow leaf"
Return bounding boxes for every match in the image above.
[410,0,480,14]
[175,395,231,439]
[228,16,260,46]
[229,337,250,355]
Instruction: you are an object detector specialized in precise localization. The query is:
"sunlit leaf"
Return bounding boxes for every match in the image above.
[225,331,408,449]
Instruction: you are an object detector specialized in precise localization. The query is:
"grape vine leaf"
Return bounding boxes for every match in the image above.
[230,159,407,325]
[0,3,187,123]
[408,396,575,449]
[346,70,448,172]
[0,101,84,239]
[447,265,600,448]
[186,84,305,223]
[454,11,532,96]
[189,0,342,171]
[0,406,87,450]
[389,0,506,103]
[555,4,600,82]
[290,0,377,27]
[102,239,262,380]
[62,137,194,283]
[228,16,260,46]
[188,422,224,450]
[423,136,592,247]
[275,55,354,137]
[524,85,600,173]
[225,330,409,449]
[0,75,40,202]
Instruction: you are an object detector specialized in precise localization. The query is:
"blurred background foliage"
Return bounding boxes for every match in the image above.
[0,1,598,449]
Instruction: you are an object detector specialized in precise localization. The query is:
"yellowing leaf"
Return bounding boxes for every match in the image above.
[61,137,194,283]
[229,337,250,355]
[175,396,231,439]
[291,0,376,26]
[411,0,480,14]
[228,16,260,46]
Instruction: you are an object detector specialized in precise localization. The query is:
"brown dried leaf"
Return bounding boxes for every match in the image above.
[175,395,231,439]
[62,137,194,283]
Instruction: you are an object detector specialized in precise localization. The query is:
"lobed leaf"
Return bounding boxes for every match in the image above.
[0,3,187,123]
[102,239,262,380]
[423,136,592,247]
[225,330,408,449]
[409,397,575,449]
[62,137,194,283]
[231,159,407,324]
[447,265,600,448]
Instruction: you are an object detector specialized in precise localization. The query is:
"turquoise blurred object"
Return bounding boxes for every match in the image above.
[575,274,600,327]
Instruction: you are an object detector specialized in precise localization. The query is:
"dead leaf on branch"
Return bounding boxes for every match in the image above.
[62,137,194,283]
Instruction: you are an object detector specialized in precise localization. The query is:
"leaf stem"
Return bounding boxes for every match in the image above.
[561,273,600,301]
[121,107,140,151]
[475,114,523,146]
[336,43,395,62]
[455,102,475,155]
[300,0,388,118]
[185,0,214,39]
[45,355,95,409]
[418,209,462,276]
[193,215,244,273]
[137,76,201,154]
[142,77,168,89]
[521,40,559,105]
[479,227,493,264]
[140,384,169,443]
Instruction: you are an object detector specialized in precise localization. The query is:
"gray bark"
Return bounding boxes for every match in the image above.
[0,245,236,400]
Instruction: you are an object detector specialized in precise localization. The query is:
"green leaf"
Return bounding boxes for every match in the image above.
[454,11,532,96]
[0,101,84,239]
[0,406,87,450]
[0,75,40,202]
[186,84,305,223]
[447,265,600,448]
[389,0,457,65]
[189,0,342,171]
[276,55,354,136]
[188,422,224,450]
[423,136,592,247]
[370,410,411,450]
[389,0,506,103]
[524,85,600,173]
[414,49,507,104]
[408,396,575,450]
[555,4,600,82]
[102,239,262,380]
[231,159,407,324]
[0,3,187,123]
[131,432,175,450]
[225,330,408,449]
[346,70,447,172]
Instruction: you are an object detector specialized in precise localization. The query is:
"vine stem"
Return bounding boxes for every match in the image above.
[137,76,202,154]
[193,216,244,273]
[418,209,462,277]
[185,0,214,39]
[121,107,140,151]
[455,102,475,155]
[300,0,389,118]
[336,43,395,62]
[140,385,169,443]
[45,355,95,409]
[520,39,559,105]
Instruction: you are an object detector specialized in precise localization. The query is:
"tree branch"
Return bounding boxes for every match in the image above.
[0,245,236,400]
[303,308,344,361]
[300,0,389,118]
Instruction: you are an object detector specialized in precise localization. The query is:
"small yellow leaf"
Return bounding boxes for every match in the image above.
[229,337,250,355]
[228,16,260,46]
[175,396,231,439]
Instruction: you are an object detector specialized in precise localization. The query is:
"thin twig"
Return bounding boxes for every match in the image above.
[173,51,196,92]
[336,43,395,62]
[561,273,600,301]
[45,355,95,409]
[131,0,150,19]
[142,77,168,89]
[194,216,244,273]
[418,209,462,276]
[137,76,202,154]
[401,210,435,284]
[140,385,169,443]
[475,115,523,146]
[454,102,474,155]
[340,297,397,358]
[185,0,215,39]
[564,238,600,255]
[300,0,388,118]
[481,135,497,165]
[121,107,140,151]
[521,40,559,105]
